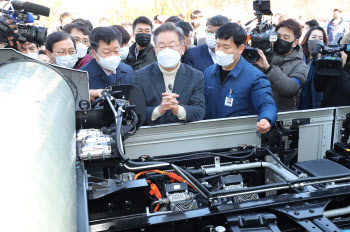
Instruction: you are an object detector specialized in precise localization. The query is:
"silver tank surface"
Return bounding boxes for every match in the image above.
[0,61,77,232]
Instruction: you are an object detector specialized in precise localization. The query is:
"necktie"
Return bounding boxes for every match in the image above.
[108,73,116,84]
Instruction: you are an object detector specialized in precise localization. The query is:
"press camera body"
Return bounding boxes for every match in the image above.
[243,0,278,63]
[0,0,49,46]
[313,33,350,76]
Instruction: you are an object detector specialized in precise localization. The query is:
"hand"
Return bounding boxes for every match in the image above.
[257,118,271,134]
[340,51,348,68]
[255,49,270,70]
[158,92,179,115]
[89,89,103,101]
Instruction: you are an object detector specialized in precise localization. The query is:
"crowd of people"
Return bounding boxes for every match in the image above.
[5,8,350,134]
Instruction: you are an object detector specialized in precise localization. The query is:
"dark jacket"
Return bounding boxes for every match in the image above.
[204,57,278,125]
[314,70,350,107]
[297,61,323,110]
[265,44,308,111]
[327,18,349,43]
[135,62,206,126]
[79,58,134,89]
[124,43,157,71]
[74,54,92,70]
[185,44,214,73]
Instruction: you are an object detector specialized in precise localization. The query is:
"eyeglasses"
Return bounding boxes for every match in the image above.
[52,50,77,56]
[75,38,89,44]
[156,44,181,51]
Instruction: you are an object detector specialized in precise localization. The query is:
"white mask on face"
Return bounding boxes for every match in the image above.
[120,47,129,60]
[54,54,78,68]
[157,48,181,69]
[216,47,240,67]
[26,52,39,60]
[95,52,121,72]
[206,33,216,49]
[76,43,88,58]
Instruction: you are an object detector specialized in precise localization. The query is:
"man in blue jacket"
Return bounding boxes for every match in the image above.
[80,27,134,100]
[186,15,230,73]
[204,23,278,134]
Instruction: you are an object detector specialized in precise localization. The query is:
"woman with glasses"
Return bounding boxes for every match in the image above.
[44,31,78,69]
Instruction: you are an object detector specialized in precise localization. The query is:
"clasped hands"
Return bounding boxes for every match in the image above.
[158,92,179,115]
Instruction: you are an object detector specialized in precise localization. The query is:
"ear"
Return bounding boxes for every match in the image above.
[45,49,56,64]
[238,44,245,55]
[180,43,186,56]
[292,39,299,48]
[91,50,98,60]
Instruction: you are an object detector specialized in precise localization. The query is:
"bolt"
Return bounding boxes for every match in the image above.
[304,202,309,206]
[309,209,315,213]
[294,211,300,215]
[285,205,290,209]
[214,200,218,203]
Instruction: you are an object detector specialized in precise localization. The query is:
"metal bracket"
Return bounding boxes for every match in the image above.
[225,212,281,232]
[214,156,220,168]
[291,118,311,129]
[272,199,341,232]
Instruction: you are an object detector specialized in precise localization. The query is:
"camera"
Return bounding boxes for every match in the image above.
[243,0,278,63]
[313,33,350,76]
[0,0,50,46]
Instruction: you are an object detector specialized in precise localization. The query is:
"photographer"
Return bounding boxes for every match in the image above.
[313,53,350,107]
[255,19,308,111]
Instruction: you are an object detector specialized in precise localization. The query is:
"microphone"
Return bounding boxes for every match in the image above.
[11,1,50,17]
[168,84,173,91]
[311,42,324,61]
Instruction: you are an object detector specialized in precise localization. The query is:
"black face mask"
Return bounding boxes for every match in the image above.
[135,33,151,47]
[273,37,295,55]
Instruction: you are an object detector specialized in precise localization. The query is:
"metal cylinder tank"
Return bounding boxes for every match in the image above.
[0,61,77,232]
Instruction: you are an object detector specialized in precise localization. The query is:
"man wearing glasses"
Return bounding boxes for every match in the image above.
[80,27,135,100]
[45,31,78,69]
[186,15,230,73]
[63,22,92,69]
[134,22,205,126]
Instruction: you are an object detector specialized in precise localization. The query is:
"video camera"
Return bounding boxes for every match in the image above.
[313,33,350,76]
[243,0,278,63]
[0,0,50,46]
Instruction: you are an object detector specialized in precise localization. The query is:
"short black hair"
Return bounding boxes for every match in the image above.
[110,25,131,46]
[132,16,153,31]
[63,22,90,35]
[38,50,46,55]
[59,12,73,22]
[334,8,342,13]
[216,22,247,46]
[72,18,93,31]
[276,18,302,39]
[191,10,202,19]
[305,19,319,28]
[176,21,193,37]
[207,15,230,27]
[45,31,76,52]
[89,27,122,50]
[165,16,182,24]
[153,22,184,45]
[154,15,159,21]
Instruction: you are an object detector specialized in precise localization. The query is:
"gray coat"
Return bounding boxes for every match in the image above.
[135,62,206,126]
[266,44,308,111]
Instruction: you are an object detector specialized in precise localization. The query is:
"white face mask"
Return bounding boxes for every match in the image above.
[206,33,216,49]
[54,54,78,68]
[26,52,39,60]
[76,43,88,58]
[216,47,240,67]
[95,52,121,71]
[157,48,181,69]
[120,47,129,60]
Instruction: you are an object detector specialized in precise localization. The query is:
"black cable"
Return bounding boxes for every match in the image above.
[171,164,210,198]
[153,150,255,162]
